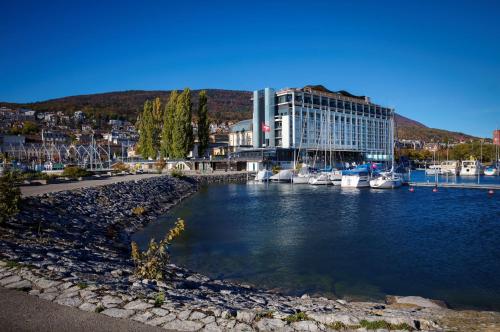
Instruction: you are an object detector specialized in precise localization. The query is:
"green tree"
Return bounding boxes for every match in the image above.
[138,100,156,159]
[0,172,21,224]
[197,90,210,157]
[160,91,178,158]
[171,88,193,158]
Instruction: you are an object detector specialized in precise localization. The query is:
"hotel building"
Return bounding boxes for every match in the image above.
[252,85,395,162]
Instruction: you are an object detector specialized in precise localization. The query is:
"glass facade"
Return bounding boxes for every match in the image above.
[253,87,394,161]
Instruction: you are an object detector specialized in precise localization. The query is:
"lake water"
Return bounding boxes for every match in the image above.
[132,171,500,310]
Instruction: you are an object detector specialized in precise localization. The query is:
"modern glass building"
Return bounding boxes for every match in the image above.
[252,85,395,162]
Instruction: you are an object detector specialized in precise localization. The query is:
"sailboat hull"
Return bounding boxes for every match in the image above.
[369,177,402,189]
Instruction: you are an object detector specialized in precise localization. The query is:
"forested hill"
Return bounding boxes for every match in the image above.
[1,89,477,142]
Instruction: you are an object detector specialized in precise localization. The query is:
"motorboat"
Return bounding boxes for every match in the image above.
[370,172,403,189]
[308,173,331,185]
[330,170,342,186]
[484,166,497,176]
[440,160,459,175]
[254,169,273,182]
[270,169,294,182]
[425,164,441,175]
[341,167,371,188]
[460,159,483,176]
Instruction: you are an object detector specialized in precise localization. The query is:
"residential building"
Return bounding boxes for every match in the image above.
[252,85,395,162]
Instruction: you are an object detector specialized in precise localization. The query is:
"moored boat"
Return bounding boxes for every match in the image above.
[254,170,273,182]
[484,167,497,176]
[308,173,331,185]
[270,169,294,182]
[460,158,483,176]
[369,172,402,189]
[341,167,371,188]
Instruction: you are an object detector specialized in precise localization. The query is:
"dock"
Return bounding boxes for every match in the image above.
[409,182,500,190]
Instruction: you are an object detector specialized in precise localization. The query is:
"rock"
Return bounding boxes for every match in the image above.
[163,319,204,331]
[38,292,57,301]
[237,310,256,324]
[29,289,41,296]
[124,299,154,310]
[34,278,60,289]
[255,318,286,331]
[0,275,21,286]
[5,279,32,290]
[386,295,448,309]
[146,314,176,326]
[190,310,207,320]
[131,311,154,323]
[79,302,97,312]
[202,322,223,332]
[290,320,319,331]
[234,323,253,331]
[151,308,169,316]
[101,308,135,318]
[178,309,193,320]
[201,316,216,324]
[101,295,123,307]
[307,312,360,326]
[55,297,83,307]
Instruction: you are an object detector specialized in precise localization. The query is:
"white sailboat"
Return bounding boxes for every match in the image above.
[253,169,273,182]
[330,170,342,186]
[308,172,331,185]
[270,169,294,182]
[370,116,402,189]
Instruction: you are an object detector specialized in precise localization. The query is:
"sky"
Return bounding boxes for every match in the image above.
[1,0,499,137]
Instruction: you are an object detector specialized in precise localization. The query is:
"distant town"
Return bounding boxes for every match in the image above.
[0,85,498,176]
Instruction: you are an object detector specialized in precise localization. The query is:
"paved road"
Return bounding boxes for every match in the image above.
[21,173,163,197]
[0,287,166,332]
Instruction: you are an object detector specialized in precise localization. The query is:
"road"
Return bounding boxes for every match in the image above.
[21,173,163,197]
[0,287,167,332]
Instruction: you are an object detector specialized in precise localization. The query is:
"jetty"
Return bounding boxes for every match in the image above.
[409,182,500,190]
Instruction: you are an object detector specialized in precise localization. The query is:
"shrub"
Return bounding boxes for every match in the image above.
[112,162,130,172]
[62,166,92,179]
[171,168,185,178]
[155,159,166,174]
[132,206,146,216]
[154,292,165,307]
[359,320,414,331]
[272,165,281,174]
[283,312,309,323]
[130,218,185,280]
[0,172,21,224]
[95,305,104,313]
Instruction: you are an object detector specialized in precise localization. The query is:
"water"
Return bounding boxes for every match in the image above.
[132,171,500,310]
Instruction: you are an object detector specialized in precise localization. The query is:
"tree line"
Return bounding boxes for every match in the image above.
[397,141,499,163]
[137,88,209,159]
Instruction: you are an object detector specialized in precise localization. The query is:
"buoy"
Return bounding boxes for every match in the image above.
[488,189,494,195]
[432,187,438,193]
[409,187,415,192]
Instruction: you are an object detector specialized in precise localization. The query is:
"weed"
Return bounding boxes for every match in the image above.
[154,292,165,307]
[95,305,105,313]
[284,312,309,323]
[77,282,88,289]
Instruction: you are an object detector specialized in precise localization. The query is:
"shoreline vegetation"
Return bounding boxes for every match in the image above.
[1,174,500,331]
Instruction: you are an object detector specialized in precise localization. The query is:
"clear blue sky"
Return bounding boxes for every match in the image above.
[1,0,499,137]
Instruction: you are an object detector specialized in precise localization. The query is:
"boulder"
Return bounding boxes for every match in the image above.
[386,295,447,309]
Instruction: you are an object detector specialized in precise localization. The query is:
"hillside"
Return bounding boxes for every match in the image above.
[1,89,477,142]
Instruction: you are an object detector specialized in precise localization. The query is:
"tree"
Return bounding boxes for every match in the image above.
[160,91,178,158]
[171,88,193,158]
[137,100,156,159]
[197,90,210,157]
[0,172,21,224]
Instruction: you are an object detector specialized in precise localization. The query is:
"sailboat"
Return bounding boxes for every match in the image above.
[370,116,402,189]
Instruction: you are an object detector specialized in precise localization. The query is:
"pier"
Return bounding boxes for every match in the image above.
[409,182,500,190]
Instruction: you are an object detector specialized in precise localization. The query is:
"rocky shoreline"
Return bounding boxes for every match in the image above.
[1,174,499,331]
